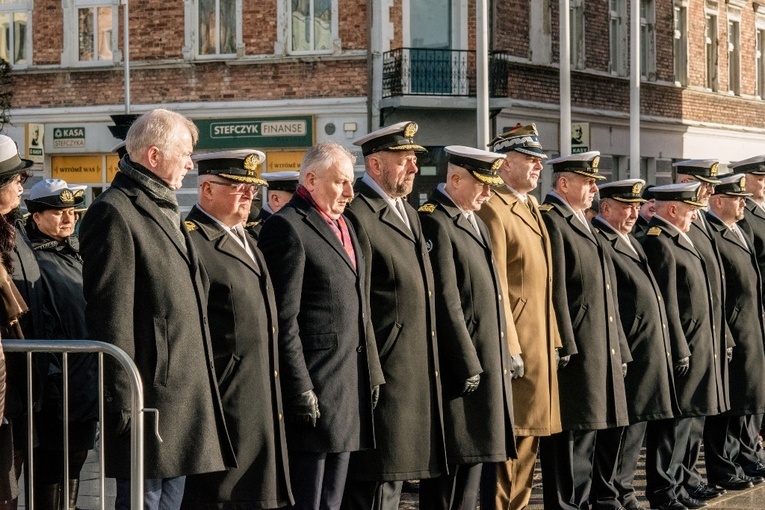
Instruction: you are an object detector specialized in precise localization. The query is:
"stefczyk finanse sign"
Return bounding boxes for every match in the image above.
[194,116,314,150]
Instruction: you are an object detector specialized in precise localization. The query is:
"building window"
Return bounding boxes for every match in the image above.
[757,28,765,98]
[529,0,552,64]
[673,2,688,85]
[63,0,118,66]
[728,19,740,95]
[609,0,627,76]
[290,0,333,54]
[0,0,29,67]
[705,11,718,91]
[570,0,585,70]
[640,0,656,80]
[197,0,236,56]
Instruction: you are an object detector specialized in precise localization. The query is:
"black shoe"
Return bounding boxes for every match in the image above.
[653,500,687,510]
[686,483,725,499]
[743,461,765,477]
[712,475,754,490]
[742,473,765,485]
[677,495,708,509]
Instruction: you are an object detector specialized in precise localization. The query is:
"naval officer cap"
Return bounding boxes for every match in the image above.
[445,145,505,187]
[353,121,427,157]
[598,178,647,203]
[672,159,721,184]
[728,155,765,175]
[712,173,752,197]
[262,171,300,192]
[25,179,85,213]
[650,182,704,207]
[547,151,606,180]
[488,123,547,158]
[641,184,656,201]
[0,135,33,179]
[193,149,267,186]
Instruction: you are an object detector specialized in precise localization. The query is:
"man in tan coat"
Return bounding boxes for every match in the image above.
[476,124,562,510]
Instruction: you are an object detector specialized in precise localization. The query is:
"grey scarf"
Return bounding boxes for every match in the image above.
[118,157,186,248]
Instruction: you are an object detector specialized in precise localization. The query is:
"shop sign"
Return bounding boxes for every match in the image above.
[195,116,314,149]
[53,127,86,149]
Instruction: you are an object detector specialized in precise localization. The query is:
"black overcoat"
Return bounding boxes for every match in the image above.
[592,217,678,423]
[80,169,235,479]
[706,213,765,416]
[740,199,765,294]
[418,188,516,464]
[258,194,381,454]
[540,195,630,430]
[181,205,292,509]
[343,179,447,481]
[639,216,728,416]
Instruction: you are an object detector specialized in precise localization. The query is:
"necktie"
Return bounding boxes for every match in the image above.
[733,224,750,249]
[467,213,483,240]
[395,199,411,231]
[233,226,257,263]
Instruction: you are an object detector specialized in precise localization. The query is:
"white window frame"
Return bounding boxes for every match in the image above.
[275,0,339,56]
[185,0,242,60]
[0,0,31,68]
[608,0,627,76]
[755,11,765,99]
[728,18,740,95]
[570,0,585,70]
[705,3,719,91]
[61,0,119,67]
[673,0,688,86]
[640,0,656,80]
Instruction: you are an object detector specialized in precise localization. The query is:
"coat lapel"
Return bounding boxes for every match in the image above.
[431,188,486,247]
[355,180,416,243]
[187,206,261,276]
[592,217,640,262]
[133,191,190,264]
[295,197,358,273]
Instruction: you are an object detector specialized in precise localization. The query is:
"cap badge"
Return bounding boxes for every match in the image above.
[591,156,600,170]
[710,162,718,176]
[740,176,746,189]
[73,189,84,199]
[404,122,418,139]
[184,221,198,232]
[244,154,261,174]
[60,189,74,204]
[491,158,504,172]
[632,182,643,195]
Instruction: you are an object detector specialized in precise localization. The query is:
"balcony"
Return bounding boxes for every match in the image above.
[382,48,511,98]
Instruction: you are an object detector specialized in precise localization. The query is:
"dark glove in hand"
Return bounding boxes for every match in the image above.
[726,347,733,363]
[558,353,570,370]
[622,363,628,378]
[674,356,690,377]
[114,409,131,437]
[371,385,380,409]
[291,390,320,427]
[460,374,480,396]
[511,354,525,379]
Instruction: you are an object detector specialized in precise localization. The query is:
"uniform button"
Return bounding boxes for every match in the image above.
[658,295,662,301]
[274,370,278,378]
[611,348,615,355]
[503,369,507,375]
[272,327,276,334]
[278,413,283,421]
[432,330,435,337]
[501,331,504,338]
[429,291,432,297]
[609,316,613,323]
[606,284,610,290]
[714,354,718,359]
[662,323,666,329]
[498,294,502,301]
[357,345,364,353]
[435,370,439,377]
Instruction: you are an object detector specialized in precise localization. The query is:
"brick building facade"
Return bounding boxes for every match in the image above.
[3,0,765,206]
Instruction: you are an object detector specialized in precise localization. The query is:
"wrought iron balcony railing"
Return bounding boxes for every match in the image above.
[382,48,510,98]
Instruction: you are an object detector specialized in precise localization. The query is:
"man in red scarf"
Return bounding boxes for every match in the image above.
[258,141,383,510]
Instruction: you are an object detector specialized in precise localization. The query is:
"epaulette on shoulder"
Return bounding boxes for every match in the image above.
[647,226,662,236]
[538,204,554,212]
[418,203,436,214]
[245,220,261,228]
[184,220,198,232]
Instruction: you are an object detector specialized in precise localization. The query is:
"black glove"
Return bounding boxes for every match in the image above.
[726,347,733,363]
[114,409,131,437]
[510,354,525,379]
[557,350,570,370]
[460,374,481,396]
[622,363,628,378]
[371,385,380,409]
[674,356,690,377]
[290,390,320,427]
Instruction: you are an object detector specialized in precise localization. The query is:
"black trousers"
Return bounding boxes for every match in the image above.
[290,451,350,510]
[539,427,624,510]
[419,463,481,510]
[645,417,689,507]
[679,416,706,494]
[704,414,745,484]
[736,413,765,468]
[341,480,403,510]
[614,421,646,508]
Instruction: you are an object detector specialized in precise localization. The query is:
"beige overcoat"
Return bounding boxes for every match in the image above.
[477,187,562,436]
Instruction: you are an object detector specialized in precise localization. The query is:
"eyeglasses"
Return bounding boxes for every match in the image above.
[206,180,259,195]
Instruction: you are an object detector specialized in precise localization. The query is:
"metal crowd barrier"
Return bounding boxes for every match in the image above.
[2,339,151,510]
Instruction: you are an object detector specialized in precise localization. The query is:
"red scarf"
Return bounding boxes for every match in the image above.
[296,185,357,270]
